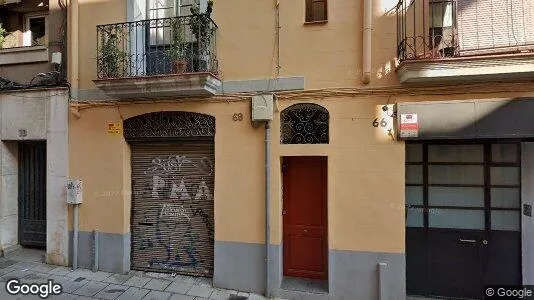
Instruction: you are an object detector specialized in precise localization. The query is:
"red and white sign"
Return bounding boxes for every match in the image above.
[400,114,419,138]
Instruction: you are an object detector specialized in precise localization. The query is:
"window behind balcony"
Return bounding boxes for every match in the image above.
[305,0,327,22]
[429,1,455,54]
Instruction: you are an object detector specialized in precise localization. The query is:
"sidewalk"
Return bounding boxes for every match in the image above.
[0,250,272,300]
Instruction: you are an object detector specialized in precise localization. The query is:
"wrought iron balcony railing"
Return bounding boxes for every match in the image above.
[397,0,534,62]
[96,15,217,79]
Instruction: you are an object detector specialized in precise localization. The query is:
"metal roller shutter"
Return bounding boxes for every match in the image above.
[130,141,214,276]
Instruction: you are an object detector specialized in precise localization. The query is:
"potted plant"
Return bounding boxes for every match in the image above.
[99,32,128,78]
[167,18,187,74]
[189,0,214,72]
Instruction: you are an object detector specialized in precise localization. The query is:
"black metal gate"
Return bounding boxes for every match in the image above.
[18,141,47,248]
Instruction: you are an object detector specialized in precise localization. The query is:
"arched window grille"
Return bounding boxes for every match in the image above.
[280,103,329,144]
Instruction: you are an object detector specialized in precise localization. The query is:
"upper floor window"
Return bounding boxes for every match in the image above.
[281,103,329,144]
[305,0,327,23]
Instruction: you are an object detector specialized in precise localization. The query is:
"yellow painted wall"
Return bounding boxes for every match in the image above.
[72,0,400,91]
[69,96,405,253]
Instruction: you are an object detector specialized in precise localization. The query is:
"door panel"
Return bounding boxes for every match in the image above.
[18,141,47,248]
[428,229,484,298]
[283,156,327,280]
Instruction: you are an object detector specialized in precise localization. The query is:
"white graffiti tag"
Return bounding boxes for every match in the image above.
[160,203,191,221]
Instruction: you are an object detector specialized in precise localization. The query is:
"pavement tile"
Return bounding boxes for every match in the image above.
[143,290,172,300]
[209,289,232,300]
[1,268,34,281]
[186,285,213,298]
[237,292,250,297]
[116,287,151,300]
[210,289,232,300]
[94,283,128,300]
[17,295,42,300]
[172,275,197,284]
[61,277,90,293]
[124,276,152,287]
[20,272,50,284]
[0,259,18,269]
[194,277,212,287]
[32,263,58,273]
[75,296,97,300]
[165,281,193,294]
[194,298,208,300]
[104,274,132,284]
[144,278,172,291]
[0,285,23,300]
[49,267,72,276]
[72,280,109,297]
[169,294,195,300]
[67,269,112,281]
[248,294,268,300]
[47,293,78,300]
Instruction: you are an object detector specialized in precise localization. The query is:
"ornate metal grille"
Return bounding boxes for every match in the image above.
[124,111,215,140]
[281,103,329,144]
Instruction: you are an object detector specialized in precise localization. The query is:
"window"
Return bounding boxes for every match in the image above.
[305,0,327,23]
[281,103,329,144]
[24,13,48,47]
[429,1,455,53]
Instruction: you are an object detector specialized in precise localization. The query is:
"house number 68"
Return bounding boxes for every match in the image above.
[233,113,243,121]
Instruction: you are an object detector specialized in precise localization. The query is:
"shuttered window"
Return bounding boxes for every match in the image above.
[305,0,327,22]
[457,0,534,53]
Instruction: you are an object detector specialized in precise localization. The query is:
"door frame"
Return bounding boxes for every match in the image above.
[282,155,328,280]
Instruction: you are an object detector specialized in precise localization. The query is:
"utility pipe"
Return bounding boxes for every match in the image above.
[70,0,80,95]
[264,121,272,298]
[73,204,79,269]
[93,229,99,272]
[362,0,372,84]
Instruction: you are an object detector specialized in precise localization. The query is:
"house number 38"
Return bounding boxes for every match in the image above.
[232,113,243,121]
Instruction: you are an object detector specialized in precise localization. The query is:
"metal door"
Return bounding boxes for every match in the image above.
[406,142,522,299]
[18,141,47,248]
[130,142,215,276]
[282,156,328,280]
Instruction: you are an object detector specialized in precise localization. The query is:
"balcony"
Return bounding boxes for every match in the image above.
[396,0,534,83]
[0,0,50,66]
[93,14,220,99]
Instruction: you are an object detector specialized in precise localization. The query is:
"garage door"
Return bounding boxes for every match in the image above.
[130,142,215,276]
[406,142,522,298]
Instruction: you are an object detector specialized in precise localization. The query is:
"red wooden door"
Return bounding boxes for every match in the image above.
[283,156,327,280]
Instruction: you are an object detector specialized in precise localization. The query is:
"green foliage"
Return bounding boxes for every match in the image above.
[167,18,186,60]
[100,32,128,78]
[190,0,214,54]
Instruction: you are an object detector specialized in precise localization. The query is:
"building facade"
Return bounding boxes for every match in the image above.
[2,0,534,299]
[0,0,69,267]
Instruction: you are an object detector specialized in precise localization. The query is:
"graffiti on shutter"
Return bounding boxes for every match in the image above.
[131,143,215,276]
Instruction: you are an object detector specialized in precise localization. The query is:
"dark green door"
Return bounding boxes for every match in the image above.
[18,141,47,248]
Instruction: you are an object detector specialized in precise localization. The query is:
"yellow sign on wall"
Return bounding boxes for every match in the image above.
[107,122,123,136]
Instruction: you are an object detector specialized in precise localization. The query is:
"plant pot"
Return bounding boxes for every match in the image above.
[171,59,188,74]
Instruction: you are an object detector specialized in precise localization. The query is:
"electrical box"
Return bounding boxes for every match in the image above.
[51,52,62,65]
[67,179,83,204]
[252,94,274,121]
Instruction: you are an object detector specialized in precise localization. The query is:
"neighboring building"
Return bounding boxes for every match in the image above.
[2,0,534,299]
[0,0,69,267]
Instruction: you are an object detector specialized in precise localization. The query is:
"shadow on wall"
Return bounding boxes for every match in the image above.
[400,97,534,139]
[364,0,399,85]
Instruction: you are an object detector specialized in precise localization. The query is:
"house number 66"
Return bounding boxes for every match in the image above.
[233,113,243,121]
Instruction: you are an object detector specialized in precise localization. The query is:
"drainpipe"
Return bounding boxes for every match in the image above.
[264,121,272,298]
[70,0,80,97]
[362,0,372,84]
[73,204,79,269]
